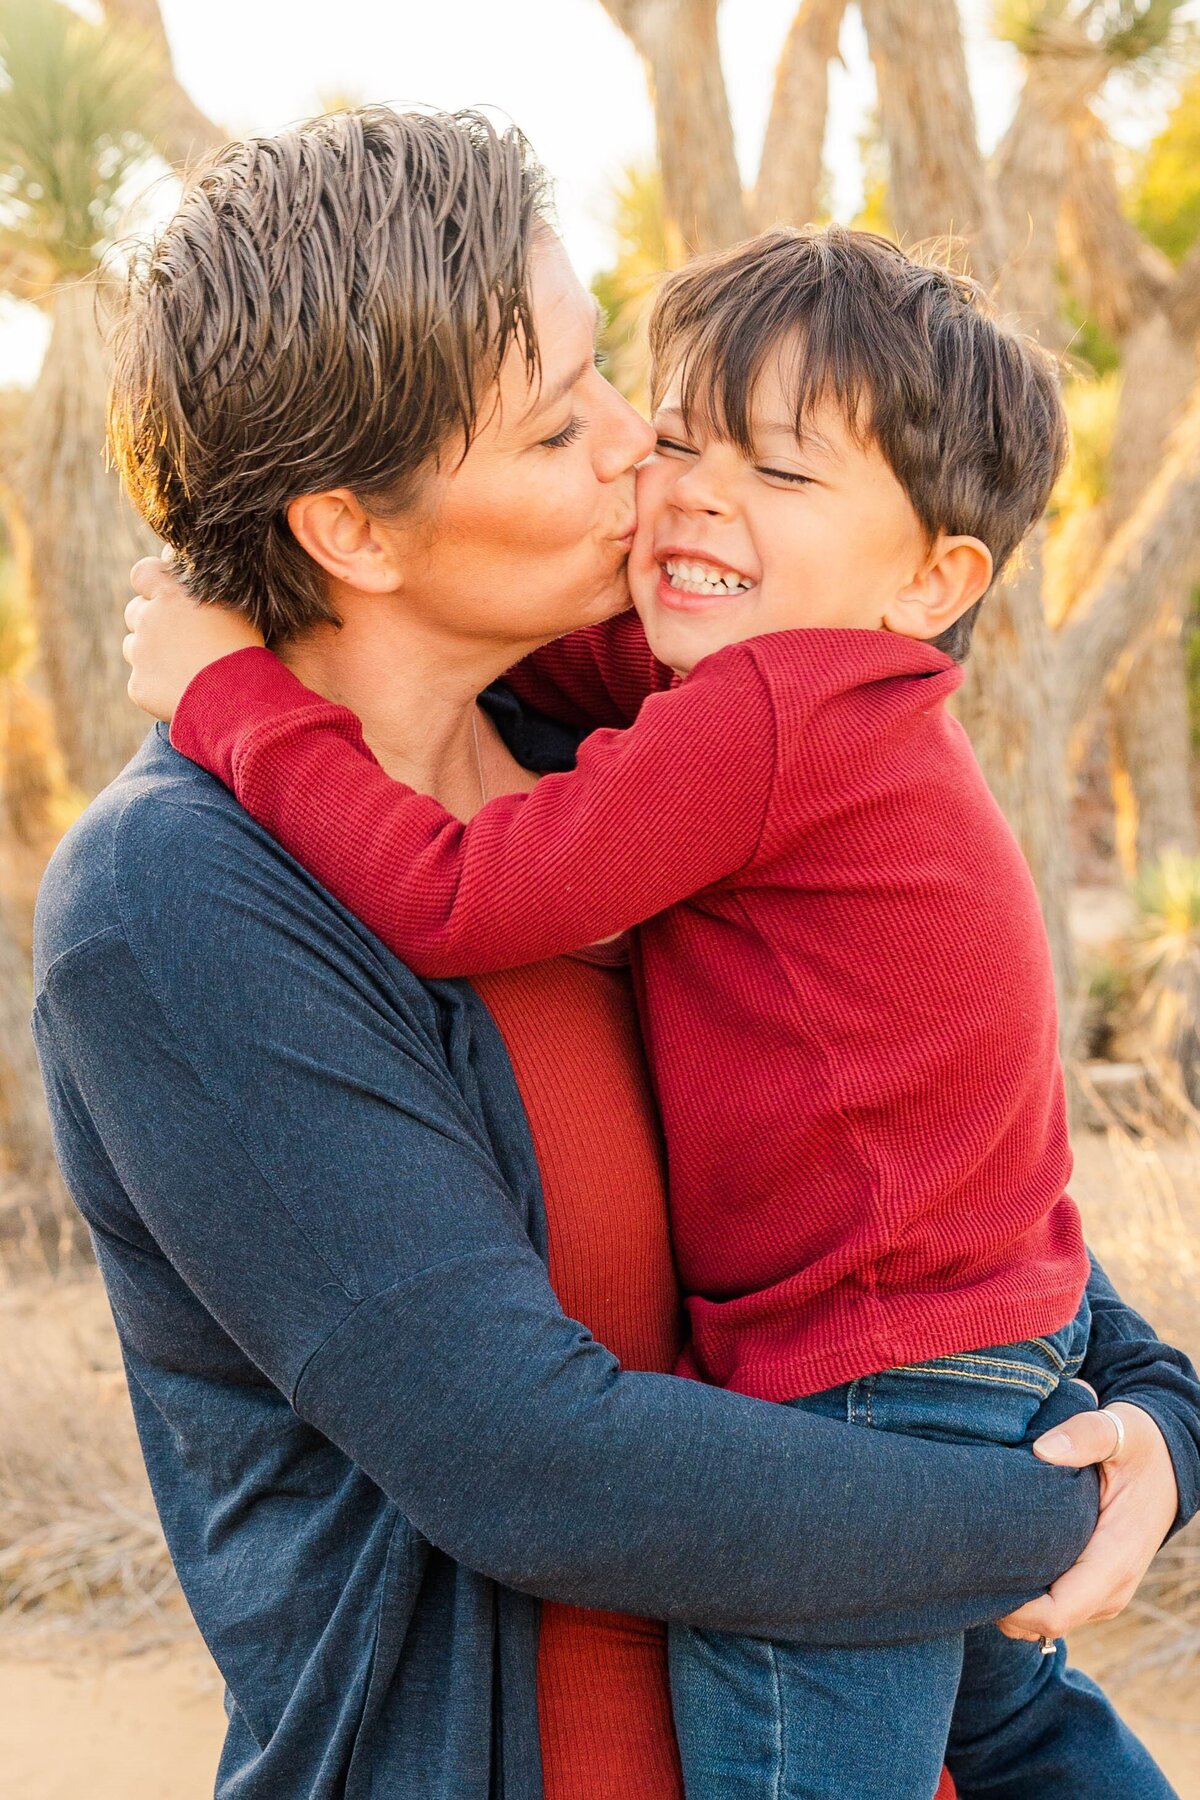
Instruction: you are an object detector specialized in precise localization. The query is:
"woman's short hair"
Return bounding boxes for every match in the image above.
[109,107,552,640]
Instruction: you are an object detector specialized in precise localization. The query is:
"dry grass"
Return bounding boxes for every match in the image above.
[0,1244,180,1645]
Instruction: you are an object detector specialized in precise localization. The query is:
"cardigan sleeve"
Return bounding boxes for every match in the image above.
[170,641,778,977]
[502,609,675,730]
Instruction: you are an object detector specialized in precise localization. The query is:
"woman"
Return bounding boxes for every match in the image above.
[64,106,1198,1800]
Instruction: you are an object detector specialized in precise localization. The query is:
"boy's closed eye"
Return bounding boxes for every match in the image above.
[655,434,815,488]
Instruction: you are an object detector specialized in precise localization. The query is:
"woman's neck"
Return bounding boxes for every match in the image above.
[276,604,533,817]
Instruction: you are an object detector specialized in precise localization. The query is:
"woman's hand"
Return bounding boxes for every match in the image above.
[123,553,264,723]
[997,1401,1177,1642]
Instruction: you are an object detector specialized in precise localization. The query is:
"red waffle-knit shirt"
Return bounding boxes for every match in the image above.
[171,619,1088,1401]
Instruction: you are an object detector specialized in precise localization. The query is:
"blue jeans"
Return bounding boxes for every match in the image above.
[670,1300,1176,1799]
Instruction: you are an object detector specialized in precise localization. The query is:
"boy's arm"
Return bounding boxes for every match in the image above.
[171,642,778,977]
[502,609,674,730]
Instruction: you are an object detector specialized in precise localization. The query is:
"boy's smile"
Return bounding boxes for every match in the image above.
[628,349,992,676]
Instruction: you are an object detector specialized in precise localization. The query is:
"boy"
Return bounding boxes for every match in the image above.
[123,226,1171,1797]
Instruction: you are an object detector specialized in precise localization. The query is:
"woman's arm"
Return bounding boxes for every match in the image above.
[1080,1255,1200,1533]
[167,641,779,977]
[502,608,674,730]
[34,787,1100,1650]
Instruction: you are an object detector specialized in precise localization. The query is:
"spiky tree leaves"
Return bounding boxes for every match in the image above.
[0,0,159,284]
[97,0,224,170]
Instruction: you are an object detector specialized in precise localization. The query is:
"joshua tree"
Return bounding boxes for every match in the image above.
[594,0,1200,1009]
[0,0,163,794]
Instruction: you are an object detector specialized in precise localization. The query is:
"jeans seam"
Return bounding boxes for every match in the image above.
[1029,1335,1069,1371]
[902,1351,1059,1379]
[768,1640,784,1800]
[894,1362,1057,1397]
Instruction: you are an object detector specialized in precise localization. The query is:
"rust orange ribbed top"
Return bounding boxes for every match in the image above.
[471,941,686,1800]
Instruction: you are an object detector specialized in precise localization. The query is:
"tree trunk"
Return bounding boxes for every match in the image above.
[1059,116,1200,874]
[599,0,748,254]
[1061,377,1200,734]
[0,891,55,1190]
[988,51,1106,344]
[859,0,1004,279]
[956,546,1077,1001]
[1059,111,1174,341]
[1,676,57,851]
[752,0,847,231]
[15,280,156,797]
[1110,609,1197,872]
[1104,318,1200,871]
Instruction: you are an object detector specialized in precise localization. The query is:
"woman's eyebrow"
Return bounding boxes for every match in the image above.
[528,356,592,420]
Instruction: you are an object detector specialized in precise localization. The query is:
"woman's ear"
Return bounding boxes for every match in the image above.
[287,489,405,594]
[883,535,993,641]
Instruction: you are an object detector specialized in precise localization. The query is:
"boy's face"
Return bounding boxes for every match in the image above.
[630,351,950,674]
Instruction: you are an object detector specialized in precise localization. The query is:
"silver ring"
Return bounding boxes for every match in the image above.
[1100,1406,1126,1463]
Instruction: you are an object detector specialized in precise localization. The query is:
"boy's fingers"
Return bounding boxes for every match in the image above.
[131,555,175,599]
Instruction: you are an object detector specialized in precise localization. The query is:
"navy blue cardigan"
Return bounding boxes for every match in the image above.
[32,701,1200,1800]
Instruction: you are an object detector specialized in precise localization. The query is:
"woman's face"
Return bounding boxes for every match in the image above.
[389,234,654,657]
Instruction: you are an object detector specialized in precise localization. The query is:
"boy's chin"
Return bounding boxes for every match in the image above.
[635,606,706,678]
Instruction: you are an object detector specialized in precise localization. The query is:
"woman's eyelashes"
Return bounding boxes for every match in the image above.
[542,416,586,449]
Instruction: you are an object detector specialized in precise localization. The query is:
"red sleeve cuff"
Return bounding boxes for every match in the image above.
[170,647,338,786]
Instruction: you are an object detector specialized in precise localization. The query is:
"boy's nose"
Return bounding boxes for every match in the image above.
[672,463,734,517]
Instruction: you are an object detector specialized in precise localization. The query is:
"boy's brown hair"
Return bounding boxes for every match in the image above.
[647,225,1068,662]
[108,107,551,642]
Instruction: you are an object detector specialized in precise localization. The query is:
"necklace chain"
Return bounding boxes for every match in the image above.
[470,708,487,807]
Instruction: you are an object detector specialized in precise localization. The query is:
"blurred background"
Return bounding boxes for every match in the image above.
[2,1,1200,1793]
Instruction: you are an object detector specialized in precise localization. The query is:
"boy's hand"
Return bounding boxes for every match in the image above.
[123,553,264,723]
[996,1402,1178,1641]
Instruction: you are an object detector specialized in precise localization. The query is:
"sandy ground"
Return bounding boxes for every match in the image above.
[0,1627,223,1800]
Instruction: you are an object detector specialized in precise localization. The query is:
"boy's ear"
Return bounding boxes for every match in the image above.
[883,535,993,641]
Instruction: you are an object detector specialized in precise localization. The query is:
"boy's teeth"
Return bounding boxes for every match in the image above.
[663,558,751,595]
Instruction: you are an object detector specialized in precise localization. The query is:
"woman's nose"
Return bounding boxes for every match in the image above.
[595,388,656,480]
